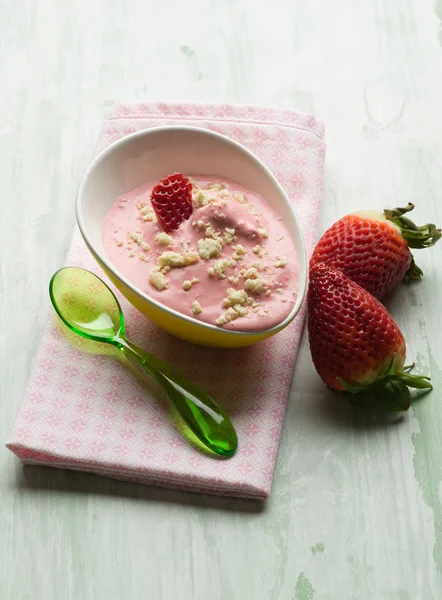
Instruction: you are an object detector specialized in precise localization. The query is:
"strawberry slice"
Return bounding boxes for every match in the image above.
[150,173,193,233]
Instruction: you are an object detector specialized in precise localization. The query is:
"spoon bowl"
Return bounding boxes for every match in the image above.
[50,268,124,341]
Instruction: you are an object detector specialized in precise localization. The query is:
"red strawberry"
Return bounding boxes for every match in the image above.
[308,263,432,410]
[310,204,441,298]
[150,173,193,233]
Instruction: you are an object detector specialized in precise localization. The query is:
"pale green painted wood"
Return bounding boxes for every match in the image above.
[1,1,442,598]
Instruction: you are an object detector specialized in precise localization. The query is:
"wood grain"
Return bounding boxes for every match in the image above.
[1,0,442,598]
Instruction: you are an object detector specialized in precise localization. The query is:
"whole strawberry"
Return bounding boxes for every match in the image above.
[308,263,432,410]
[151,172,193,233]
[310,204,441,298]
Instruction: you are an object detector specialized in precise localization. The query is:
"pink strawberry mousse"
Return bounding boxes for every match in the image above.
[102,176,300,331]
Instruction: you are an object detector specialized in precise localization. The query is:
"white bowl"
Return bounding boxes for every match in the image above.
[76,126,307,347]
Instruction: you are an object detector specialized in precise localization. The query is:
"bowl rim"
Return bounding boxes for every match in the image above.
[76,125,307,338]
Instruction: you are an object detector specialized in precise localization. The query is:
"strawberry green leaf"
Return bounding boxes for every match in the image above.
[338,356,432,412]
[373,379,411,411]
[403,255,423,282]
[384,204,441,249]
[396,372,432,389]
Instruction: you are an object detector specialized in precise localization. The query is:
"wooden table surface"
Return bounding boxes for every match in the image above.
[2,1,442,598]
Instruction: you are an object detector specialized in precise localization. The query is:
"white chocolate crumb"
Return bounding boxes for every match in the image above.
[281,297,288,303]
[224,228,237,244]
[258,227,269,239]
[127,231,150,252]
[116,239,123,247]
[208,267,215,277]
[276,288,284,295]
[197,238,223,260]
[233,304,248,317]
[219,189,229,197]
[193,190,214,208]
[216,301,249,326]
[244,277,268,294]
[139,205,156,222]
[182,277,200,291]
[207,182,223,191]
[252,245,263,257]
[232,244,246,261]
[275,256,288,268]
[192,300,202,315]
[155,232,173,246]
[243,267,259,280]
[216,307,238,326]
[205,226,223,242]
[233,193,246,205]
[149,267,168,291]
[213,259,229,279]
[128,231,144,246]
[276,235,284,241]
[265,289,272,296]
[222,288,249,308]
[129,251,135,258]
[229,259,237,268]
[158,251,199,269]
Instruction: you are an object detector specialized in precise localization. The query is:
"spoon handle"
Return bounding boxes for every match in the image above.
[117,336,238,457]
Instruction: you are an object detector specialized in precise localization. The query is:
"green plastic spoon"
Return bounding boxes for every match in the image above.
[49,267,238,457]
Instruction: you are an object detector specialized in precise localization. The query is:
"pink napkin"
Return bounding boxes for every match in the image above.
[7,102,325,499]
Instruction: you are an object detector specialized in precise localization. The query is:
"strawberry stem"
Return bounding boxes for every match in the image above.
[337,355,432,412]
[384,203,441,249]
